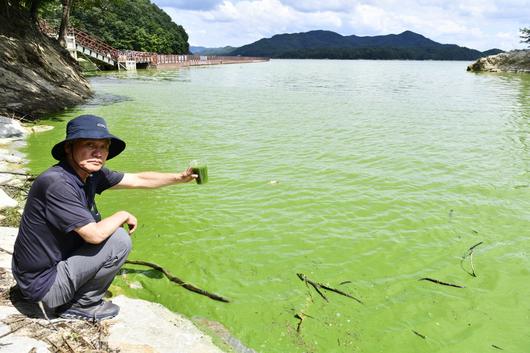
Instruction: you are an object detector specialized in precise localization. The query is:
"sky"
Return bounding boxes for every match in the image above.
[152,0,530,51]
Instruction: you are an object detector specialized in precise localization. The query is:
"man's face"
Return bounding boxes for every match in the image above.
[67,138,110,174]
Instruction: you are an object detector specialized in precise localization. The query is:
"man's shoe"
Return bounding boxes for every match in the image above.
[58,300,120,322]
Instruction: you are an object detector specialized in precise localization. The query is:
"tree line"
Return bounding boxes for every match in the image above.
[1,0,189,54]
[521,28,530,46]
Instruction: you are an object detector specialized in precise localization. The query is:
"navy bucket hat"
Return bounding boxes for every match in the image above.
[51,115,126,161]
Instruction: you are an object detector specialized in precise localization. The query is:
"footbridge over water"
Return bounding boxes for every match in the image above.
[39,22,269,70]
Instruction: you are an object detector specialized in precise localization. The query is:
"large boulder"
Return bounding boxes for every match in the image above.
[0,11,92,118]
[467,50,530,73]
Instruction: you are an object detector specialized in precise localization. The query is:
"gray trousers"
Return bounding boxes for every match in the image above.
[41,228,132,308]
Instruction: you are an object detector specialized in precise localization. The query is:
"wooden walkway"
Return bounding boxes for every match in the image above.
[39,21,268,70]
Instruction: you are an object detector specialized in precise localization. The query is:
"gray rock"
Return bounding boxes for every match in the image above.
[0,189,17,209]
[0,173,14,185]
[0,116,26,139]
[0,21,92,118]
[108,295,226,353]
[0,306,50,353]
[467,50,530,73]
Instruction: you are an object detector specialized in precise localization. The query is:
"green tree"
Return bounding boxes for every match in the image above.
[1,0,54,22]
[38,0,189,53]
[521,27,530,47]
[67,0,189,53]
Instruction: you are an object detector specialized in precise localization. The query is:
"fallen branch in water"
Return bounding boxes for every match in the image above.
[419,277,465,289]
[460,241,483,277]
[124,260,230,303]
[412,330,426,339]
[307,279,328,302]
[296,273,363,304]
[294,312,314,333]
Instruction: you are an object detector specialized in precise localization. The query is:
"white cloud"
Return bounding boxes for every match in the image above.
[154,0,529,51]
[205,1,240,22]
[280,0,355,13]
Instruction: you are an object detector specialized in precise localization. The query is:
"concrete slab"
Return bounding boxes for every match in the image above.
[108,295,224,353]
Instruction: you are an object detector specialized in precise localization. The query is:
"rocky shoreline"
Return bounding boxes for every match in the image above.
[467,49,530,73]
[0,116,50,222]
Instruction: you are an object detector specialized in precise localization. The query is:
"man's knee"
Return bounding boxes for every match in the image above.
[108,227,132,256]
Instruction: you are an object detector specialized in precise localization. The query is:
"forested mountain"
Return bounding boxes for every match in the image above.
[41,0,189,54]
[190,46,236,55]
[231,30,503,60]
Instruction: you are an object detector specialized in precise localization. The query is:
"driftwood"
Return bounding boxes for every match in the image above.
[412,330,426,339]
[460,241,483,277]
[125,260,230,303]
[293,311,314,333]
[294,313,303,333]
[296,273,363,304]
[419,277,464,289]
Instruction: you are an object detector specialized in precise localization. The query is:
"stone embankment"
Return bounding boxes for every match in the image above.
[467,49,530,73]
[0,117,47,219]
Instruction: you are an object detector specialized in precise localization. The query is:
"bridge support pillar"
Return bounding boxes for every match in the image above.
[118,59,137,71]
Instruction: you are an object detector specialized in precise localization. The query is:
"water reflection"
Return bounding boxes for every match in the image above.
[89,68,192,83]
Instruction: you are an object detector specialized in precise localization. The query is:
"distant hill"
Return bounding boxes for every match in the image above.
[231,30,503,60]
[190,46,237,55]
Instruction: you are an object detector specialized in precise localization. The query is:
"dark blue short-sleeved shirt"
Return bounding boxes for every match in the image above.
[12,161,124,301]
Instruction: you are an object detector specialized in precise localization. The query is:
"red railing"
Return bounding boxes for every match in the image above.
[37,20,269,67]
[117,50,157,64]
[69,27,120,61]
[155,54,269,65]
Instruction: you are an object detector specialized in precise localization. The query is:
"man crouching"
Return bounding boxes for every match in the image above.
[12,114,196,321]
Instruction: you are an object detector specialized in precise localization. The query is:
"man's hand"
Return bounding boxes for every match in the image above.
[178,167,198,183]
[124,212,137,234]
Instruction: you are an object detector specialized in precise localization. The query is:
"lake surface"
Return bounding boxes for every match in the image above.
[27,60,530,353]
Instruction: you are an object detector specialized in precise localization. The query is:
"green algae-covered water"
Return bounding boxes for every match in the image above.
[27,60,530,352]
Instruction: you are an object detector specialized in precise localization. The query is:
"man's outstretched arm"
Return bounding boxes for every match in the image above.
[112,168,197,189]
